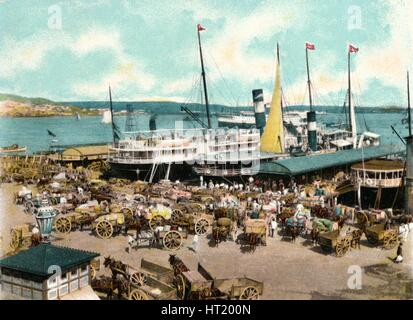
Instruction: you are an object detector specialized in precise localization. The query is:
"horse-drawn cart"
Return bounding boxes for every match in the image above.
[170,255,263,300]
[244,219,267,251]
[9,224,39,251]
[92,257,176,300]
[318,229,352,257]
[365,223,398,250]
[54,211,103,234]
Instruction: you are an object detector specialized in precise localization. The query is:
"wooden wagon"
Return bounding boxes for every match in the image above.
[93,257,176,300]
[140,258,175,284]
[318,229,352,257]
[54,211,104,234]
[133,224,189,251]
[356,210,387,227]
[9,224,38,251]
[365,223,398,250]
[244,219,267,251]
[127,275,176,300]
[173,259,263,300]
[170,206,213,236]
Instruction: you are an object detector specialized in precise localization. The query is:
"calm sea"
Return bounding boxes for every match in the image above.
[0,111,408,154]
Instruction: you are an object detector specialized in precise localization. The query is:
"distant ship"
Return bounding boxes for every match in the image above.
[0,144,27,153]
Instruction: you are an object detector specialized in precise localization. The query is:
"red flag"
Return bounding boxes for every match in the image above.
[349,44,359,53]
[197,24,206,32]
[306,42,315,50]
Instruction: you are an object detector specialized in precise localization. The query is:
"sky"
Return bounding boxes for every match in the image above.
[0,0,412,107]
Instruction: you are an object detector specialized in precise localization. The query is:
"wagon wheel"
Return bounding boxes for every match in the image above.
[163,231,183,251]
[149,215,165,230]
[96,220,114,239]
[176,274,186,300]
[54,217,72,234]
[24,200,34,214]
[131,272,147,286]
[336,238,350,257]
[239,286,259,300]
[171,209,184,223]
[195,218,209,235]
[121,207,134,221]
[10,230,20,250]
[129,288,148,300]
[383,231,398,250]
[90,264,97,280]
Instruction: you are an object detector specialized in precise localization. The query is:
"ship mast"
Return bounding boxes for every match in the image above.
[348,50,352,133]
[306,46,313,111]
[277,42,284,111]
[197,24,212,129]
[408,71,412,137]
[109,86,116,145]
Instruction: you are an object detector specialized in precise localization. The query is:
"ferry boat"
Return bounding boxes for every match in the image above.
[108,24,261,182]
[109,127,260,181]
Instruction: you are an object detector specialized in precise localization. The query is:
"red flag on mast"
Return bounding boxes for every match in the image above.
[197,24,206,32]
[349,44,359,53]
[306,42,315,50]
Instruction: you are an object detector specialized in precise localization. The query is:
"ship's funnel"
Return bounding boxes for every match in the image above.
[253,89,266,135]
[405,136,413,215]
[149,115,157,131]
[307,111,317,151]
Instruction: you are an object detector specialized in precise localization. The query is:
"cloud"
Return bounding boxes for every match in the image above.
[284,0,413,106]
[0,26,156,100]
[72,28,121,56]
[0,32,70,77]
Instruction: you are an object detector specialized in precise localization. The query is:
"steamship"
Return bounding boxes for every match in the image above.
[108,24,261,182]
[108,33,381,182]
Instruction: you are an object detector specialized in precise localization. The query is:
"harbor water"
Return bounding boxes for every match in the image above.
[0,111,408,154]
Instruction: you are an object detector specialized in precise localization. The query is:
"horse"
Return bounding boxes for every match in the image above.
[168,254,189,276]
[91,276,124,300]
[310,228,320,245]
[103,256,128,280]
[351,229,363,250]
[285,225,300,243]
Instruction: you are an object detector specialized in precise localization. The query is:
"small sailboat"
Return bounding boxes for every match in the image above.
[76,112,81,121]
[101,110,112,124]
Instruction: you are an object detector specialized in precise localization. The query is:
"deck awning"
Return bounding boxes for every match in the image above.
[259,144,404,176]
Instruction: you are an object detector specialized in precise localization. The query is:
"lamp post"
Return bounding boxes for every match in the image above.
[34,206,57,243]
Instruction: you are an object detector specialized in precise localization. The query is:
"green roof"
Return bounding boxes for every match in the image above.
[0,244,99,277]
[259,144,405,176]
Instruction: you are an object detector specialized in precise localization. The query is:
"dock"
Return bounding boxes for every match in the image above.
[48,144,110,162]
